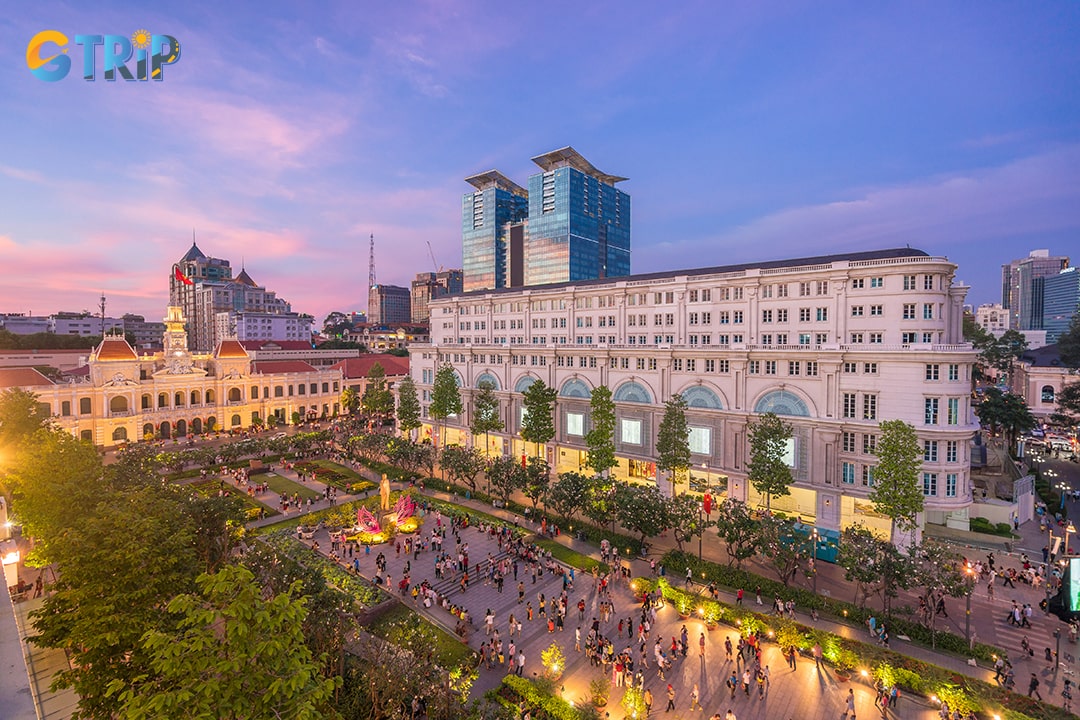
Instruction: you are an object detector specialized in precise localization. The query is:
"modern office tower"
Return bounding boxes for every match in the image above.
[1001,249,1070,331]
[461,147,630,292]
[411,269,464,323]
[525,147,630,286]
[462,171,529,292]
[411,247,977,538]
[1043,268,1080,343]
[368,284,411,324]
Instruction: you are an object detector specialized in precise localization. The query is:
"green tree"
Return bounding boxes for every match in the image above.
[340,387,360,415]
[757,515,802,586]
[429,364,463,453]
[520,379,557,459]
[975,387,1036,453]
[582,476,619,530]
[322,310,352,337]
[440,444,486,494]
[975,328,1029,384]
[0,387,52,468]
[909,541,974,642]
[291,411,302,426]
[836,524,914,614]
[361,362,395,425]
[713,498,761,569]
[487,455,525,507]
[746,412,793,511]
[615,483,672,545]
[584,385,617,477]
[667,493,709,553]
[522,456,551,511]
[547,471,590,522]
[1051,381,1080,427]
[111,564,339,720]
[395,375,422,440]
[868,419,924,544]
[655,393,691,495]
[1059,313,1080,369]
[469,380,503,457]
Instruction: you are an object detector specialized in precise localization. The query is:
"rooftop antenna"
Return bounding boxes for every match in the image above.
[368,233,376,309]
[99,291,106,339]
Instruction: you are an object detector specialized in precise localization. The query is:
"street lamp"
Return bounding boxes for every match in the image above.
[964,564,975,643]
[810,527,820,596]
[1059,482,1073,511]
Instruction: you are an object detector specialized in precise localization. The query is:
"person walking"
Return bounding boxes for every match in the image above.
[725,635,733,660]
[666,683,676,712]
[726,670,737,699]
[842,688,856,719]
[689,683,701,711]
[643,688,653,716]
[1028,673,1043,700]
[699,632,706,656]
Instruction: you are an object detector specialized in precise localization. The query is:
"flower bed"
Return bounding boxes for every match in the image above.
[662,550,1004,664]
[640,577,1068,720]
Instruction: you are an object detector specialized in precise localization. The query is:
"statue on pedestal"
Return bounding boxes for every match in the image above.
[380,473,390,511]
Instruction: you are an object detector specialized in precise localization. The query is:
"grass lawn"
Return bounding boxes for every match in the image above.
[366,603,475,669]
[532,537,608,573]
[181,477,279,520]
[294,460,374,493]
[262,473,322,502]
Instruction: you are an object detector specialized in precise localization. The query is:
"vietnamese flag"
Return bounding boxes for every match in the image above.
[174,266,194,285]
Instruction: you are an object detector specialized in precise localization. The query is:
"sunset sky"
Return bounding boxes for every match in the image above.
[2,1,1078,325]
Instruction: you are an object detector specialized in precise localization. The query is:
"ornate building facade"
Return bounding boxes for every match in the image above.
[409,247,978,535]
[1,307,342,447]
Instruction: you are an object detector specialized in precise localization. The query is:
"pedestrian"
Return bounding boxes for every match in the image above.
[1028,673,1042,700]
[741,669,751,696]
[736,588,743,605]
[644,688,653,716]
[843,688,856,719]
[786,645,797,669]
[755,585,763,605]
[700,632,706,656]
[812,642,823,667]
[517,651,525,677]
[724,712,737,720]
[686,566,693,586]
[725,635,733,660]
[666,683,676,712]
[726,670,737,698]
[690,683,701,711]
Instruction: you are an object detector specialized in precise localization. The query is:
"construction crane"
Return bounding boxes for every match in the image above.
[426,241,443,273]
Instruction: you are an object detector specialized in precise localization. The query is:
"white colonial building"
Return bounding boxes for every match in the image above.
[409,248,979,535]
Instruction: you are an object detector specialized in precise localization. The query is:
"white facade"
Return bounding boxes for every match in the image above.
[974,303,1010,335]
[409,248,979,534]
[216,311,313,343]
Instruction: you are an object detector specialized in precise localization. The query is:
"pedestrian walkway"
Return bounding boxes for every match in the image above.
[9,594,78,720]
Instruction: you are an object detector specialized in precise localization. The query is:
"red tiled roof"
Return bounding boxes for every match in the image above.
[65,365,90,376]
[0,367,56,388]
[330,355,410,379]
[250,360,319,374]
[214,339,249,359]
[94,337,138,361]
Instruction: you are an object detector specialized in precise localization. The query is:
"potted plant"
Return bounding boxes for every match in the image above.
[701,599,722,629]
[588,677,610,708]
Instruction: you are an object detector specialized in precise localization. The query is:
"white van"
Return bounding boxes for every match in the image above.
[1049,439,1073,452]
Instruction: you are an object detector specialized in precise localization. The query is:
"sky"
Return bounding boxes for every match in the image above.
[1,1,1078,326]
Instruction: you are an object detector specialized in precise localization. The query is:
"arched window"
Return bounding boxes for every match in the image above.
[274,386,284,398]
[681,386,723,410]
[250,385,259,400]
[613,381,653,404]
[61,400,71,416]
[159,421,171,439]
[231,414,242,427]
[514,375,536,393]
[476,373,501,391]
[207,417,218,431]
[559,378,592,399]
[191,417,203,435]
[190,390,201,406]
[1042,385,1056,404]
[754,389,811,417]
[141,394,152,410]
[176,419,187,437]
[142,423,154,439]
[79,397,92,414]
[112,427,128,442]
[174,392,184,407]
[158,393,168,408]
[229,387,242,402]
[109,396,128,413]
[206,389,216,404]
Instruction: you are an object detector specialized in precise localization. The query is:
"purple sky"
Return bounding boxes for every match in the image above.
[1,2,1078,325]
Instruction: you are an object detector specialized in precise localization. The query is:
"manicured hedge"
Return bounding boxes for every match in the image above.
[662,550,1004,663]
[489,675,591,720]
[641,578,1066,720]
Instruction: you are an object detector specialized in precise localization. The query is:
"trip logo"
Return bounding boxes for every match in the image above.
[27,30,181,82]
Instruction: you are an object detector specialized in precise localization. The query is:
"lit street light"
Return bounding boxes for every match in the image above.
[964,564,975,643]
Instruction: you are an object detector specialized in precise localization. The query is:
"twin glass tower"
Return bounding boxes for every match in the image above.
[462,147,630,293]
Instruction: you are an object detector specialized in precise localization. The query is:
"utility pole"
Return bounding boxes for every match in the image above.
[368,233,376,315]
[99,292,106,338]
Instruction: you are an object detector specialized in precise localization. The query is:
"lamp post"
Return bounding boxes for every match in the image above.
[965,565,975,643]
[1059,482,1072,512]
[810,527,820,596]
[1068,521,1077,556]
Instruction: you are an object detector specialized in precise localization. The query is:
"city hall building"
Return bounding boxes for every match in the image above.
[410,248,978,535]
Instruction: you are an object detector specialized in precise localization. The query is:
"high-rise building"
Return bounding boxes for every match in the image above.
[368,284,411,324]
[525,147,630,286]
[1043,268,1080,344]
[973,303,1010,336]
[461,147,630,292]
[462,171,528,292]
[411,269,464,323]
[1001,249,1069,331]
[170,242,233,351]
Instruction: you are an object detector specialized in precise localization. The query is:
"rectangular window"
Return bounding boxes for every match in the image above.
[946,473,958,498]
[844,362,857,373]
[925,397,939,425]
[788,361,800,376]
[851,278,865,290]
[799,282,811,297]
[704,359,715,373]
[673,359,683,371]
[719,311,730,324]
[816,307,828,321]
[863,394,878,420]
[862,466,876,487]
[903,275,916,290]
[870,304,883,316]
[869,332,883,344]
[863,363,877,374]
[702,289,711,301]
[689,427,711,455]
[686,359,696,372]
[748,360,760,374]
[902,332,918,343]
[903,304,916,319]
[843,432,857,453]
[924,274,934,290]
[761,334,772,346]
[924,440,938,462]
[947,397,959,425]
[863,434,877,454]
[926,364,939,380]
[566,412,584,436]
[620,418,642,445]
[777,333,789,344]
[806,361,819,376]
[799,333,811,345]
[850,333,863,344]
[718,359,730,373]
[777,284,788,298]
[851,305,864,317]
[761,286,772,299]
[799,308,811,322]
[765,360,777,375]
[762,309,773,323]
[701,312,711,324]
[842,462,856,484]
[923,472,938,496]
[777,309,788,322]
[946,440,958,463]
[870,277,884,288]
[733,311,744,324]
[922,332,934,344]
[843,393,857,419]
[923,304,934,320]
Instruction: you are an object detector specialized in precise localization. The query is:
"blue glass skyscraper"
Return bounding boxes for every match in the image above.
[461,147,630,292]
[1043,268,1080,343]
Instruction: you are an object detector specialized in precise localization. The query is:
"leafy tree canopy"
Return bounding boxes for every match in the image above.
[746,412,793,510]
[395,375,422,435]
[584,385,617,477]
[520,380,557,454]
[868,419,924,540]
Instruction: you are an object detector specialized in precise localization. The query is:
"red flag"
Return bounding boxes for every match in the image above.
[703,493,713,515]
[174,266,194,285]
